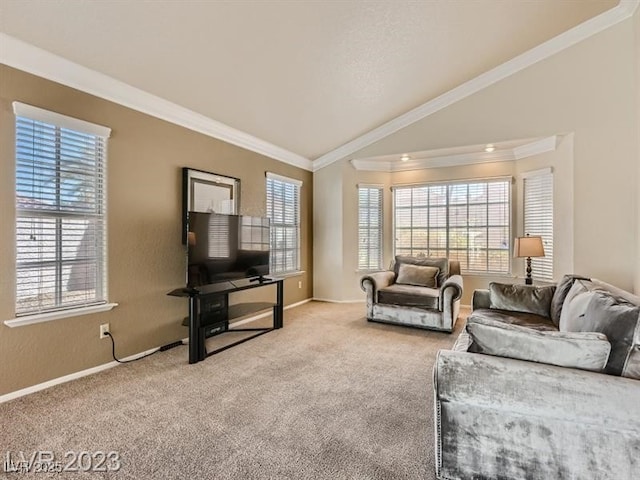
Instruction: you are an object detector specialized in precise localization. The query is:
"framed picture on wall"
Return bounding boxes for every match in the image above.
[182,167,240,243]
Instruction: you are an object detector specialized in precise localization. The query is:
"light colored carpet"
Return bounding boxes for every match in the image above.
[0,301,466,479]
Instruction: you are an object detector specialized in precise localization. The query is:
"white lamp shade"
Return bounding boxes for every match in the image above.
[513,236,545,258]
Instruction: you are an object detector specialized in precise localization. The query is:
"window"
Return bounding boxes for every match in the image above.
[14,102,111,316]
[393,179,511,274]
[358,185,383,270]
[523,169,553,280]
[266,172,301,274]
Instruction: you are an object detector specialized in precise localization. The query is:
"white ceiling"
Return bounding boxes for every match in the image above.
[0,0,622,164]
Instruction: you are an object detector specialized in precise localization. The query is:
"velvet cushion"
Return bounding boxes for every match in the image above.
[489,282,555,318]
[396,263,439,288]
[577,292,640,376]
[550,274,590,326]
[466,317,611,372]
[558,280,593,332]
[393,256,449,289]
[468,308,557,331]
[377,284,439,309]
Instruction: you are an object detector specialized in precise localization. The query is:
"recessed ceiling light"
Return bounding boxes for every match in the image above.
[485,144,495,153]
[400,154,410,162]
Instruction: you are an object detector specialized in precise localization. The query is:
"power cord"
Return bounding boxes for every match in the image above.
[105,331,160,364]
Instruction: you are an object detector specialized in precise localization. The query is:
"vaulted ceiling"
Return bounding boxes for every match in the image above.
[0,0,624,168]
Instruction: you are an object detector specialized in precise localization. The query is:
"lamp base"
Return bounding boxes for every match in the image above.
[525,256,533,285]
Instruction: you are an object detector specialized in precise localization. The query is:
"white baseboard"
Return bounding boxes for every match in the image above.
[1,298,314,403]
[312,298,366,304]
[231,298,312,326]
[0,346,161,404]
[286,298,313,309]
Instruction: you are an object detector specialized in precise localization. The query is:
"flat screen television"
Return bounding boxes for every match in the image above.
[187,212,270,287]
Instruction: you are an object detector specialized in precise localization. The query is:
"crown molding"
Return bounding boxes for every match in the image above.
[314,0,638,172]
[512,135,559,160]
[0,33,313,172]
[622,0,640,15]
[350,135,560,172]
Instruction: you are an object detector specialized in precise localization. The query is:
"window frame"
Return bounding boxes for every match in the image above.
[266,172,302,276]
[357,184,383,271]
[392,177,512,275]
[8,102,116,326]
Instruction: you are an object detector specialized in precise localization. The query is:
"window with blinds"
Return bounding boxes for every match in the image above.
[266,173,301,275]
[14,102,111,316]
[523,170,553,280]
[358,186,383,270]
[394,179,511,274]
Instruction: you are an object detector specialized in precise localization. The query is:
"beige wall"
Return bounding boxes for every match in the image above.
[347,17,638,293]
[312,160,344,301]
[636,7,640,292]
[0,65,313,396]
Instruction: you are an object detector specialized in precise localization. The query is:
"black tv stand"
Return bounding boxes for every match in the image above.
[250,275,278,284]
[168,277,284,364]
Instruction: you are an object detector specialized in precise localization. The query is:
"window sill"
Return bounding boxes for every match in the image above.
[4,303,118,328]
[275,271,306,278]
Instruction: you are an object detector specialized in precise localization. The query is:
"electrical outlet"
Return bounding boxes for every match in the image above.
[298,281,302,289]
[99,323,110,339]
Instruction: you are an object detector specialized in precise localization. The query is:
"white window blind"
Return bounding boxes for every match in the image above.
[14,102,111,316]
[358,185,383,270]
[394,179,511,274]
[266,173,301,275]
[523,170,553,280]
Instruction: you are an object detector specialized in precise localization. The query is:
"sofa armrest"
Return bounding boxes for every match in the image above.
[361,271,395,320]
[434,350,640,479]
[360,271,395,293]
[472,288,490,310]
[438,275,463,331]
[438,275,463,312]
[440,275,463,304]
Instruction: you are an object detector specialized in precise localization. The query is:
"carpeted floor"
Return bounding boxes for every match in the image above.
[1,301,466,479]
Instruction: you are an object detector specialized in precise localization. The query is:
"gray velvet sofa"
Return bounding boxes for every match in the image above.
[434,275,640,480]
[360,256,463,332]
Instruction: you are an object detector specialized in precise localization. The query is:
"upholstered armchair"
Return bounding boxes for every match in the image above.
[360,256,463,332]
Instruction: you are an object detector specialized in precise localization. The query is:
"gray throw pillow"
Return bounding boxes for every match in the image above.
[579,292,640,376]
[396,263,440,288]
[549,274,590,327]
[489,282,555,318]
[466,317,611,372]
[558,280,594,332]
[394,256,449,288]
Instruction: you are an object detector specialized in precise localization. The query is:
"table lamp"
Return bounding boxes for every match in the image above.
[514,235,545,285]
